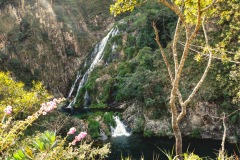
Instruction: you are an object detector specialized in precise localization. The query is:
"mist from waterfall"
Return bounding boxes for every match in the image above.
[67,28,119,108]
[111,116,131,137]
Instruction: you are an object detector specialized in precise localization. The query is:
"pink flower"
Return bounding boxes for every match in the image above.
[53,98,57,103]
[75,132,87,141]
[42,111,47,115]
[67,127,76,135]
[75,135,82,141]
[79,132,87,139]
[40,100,58,114]
[71,139,77,145]
[4,105,12,115]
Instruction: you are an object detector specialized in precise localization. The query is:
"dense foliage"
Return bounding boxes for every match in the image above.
[76,1,239,117]
[0,72,51,119]
[0,72,110,159]
[0,0,239,159]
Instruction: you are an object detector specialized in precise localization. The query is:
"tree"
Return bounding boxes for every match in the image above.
[110,0,219,159]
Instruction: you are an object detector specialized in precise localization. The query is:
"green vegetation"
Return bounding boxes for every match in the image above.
[75,1,239,130]
[0,0,239,159]
[0,72,51,118]
[109,0,239,158]
[190,128,201,139]
[88,119,100,138]
[144,130,154,138]
[133,117,145,133]
[0,72,110,159]
[103,112,116,127]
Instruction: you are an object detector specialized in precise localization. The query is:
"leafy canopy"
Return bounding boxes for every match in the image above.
[0,72,51,118]
[110,0,216,23]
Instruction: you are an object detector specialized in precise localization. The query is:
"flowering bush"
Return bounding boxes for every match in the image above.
[1,100,110,159]
[0,72,110,159]
[0,98,64,155]
[11,130,109,160]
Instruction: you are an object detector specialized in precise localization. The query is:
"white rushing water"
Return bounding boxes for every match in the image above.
[111,116,131,137]
[67,72,81,98]
[66,28,119,108]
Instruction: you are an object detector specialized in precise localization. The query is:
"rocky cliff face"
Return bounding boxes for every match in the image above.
[0,0,114,96]
[122,101,240,143]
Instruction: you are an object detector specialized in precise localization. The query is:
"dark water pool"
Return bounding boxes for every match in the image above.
[106,134,239,160]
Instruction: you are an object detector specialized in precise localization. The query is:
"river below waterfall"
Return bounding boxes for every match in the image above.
[106,134,239,159]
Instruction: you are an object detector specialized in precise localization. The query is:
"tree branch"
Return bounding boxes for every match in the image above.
[153,22,174,83]
[178,41,240,64]
[159,0,186,26]
[201,0,217,12]
[177,17,212,122]
[177,89,184,106]
[189,0,202,40]
[172,18,181,75]
[153,22,184,106]
[173,0,202,109]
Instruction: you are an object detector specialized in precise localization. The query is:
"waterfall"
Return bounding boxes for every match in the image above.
[111,116,131,137]
[67,72,81,98]
[66,28,119,108]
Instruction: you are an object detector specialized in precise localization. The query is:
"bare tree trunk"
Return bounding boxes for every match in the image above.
[170,102,183,160]
[219,112,226,160]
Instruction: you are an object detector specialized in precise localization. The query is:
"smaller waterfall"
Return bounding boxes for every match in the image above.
[111,116,131,137]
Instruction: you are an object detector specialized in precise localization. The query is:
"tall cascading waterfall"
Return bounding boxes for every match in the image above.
[111,116,131,137]
[66,28,119,108]
[67,72,81,98]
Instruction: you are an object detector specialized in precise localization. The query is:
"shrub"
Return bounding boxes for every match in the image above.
[102,43,112,62]
[133,117,145,133]
[111,34,123,46]
[118,62,134,77]
[144,129,153,138]
[124,47,136,59]
[0,72,51,118]
[103,112,116,127]
[10,129,110,160]
[190,128,201,138]
[90,102,108,109]
[66,47,76,56]
[0,97,64,155]
[0,72,110,159]
[88,119,100,138]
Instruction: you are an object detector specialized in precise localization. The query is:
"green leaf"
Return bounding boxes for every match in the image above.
[50,140,58,149]
[13,153,21,160]
[13,149,25,160]
[17,149,25,158]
